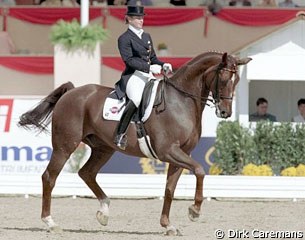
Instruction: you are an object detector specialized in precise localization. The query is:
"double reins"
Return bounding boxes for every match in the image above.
[164,75,214,106]
[163,63,237,107]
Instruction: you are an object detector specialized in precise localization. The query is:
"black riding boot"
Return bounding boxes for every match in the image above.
[114,100,137,150]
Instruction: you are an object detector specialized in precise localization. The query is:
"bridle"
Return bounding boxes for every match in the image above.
[164,62,237,107]
[211,62,237,104]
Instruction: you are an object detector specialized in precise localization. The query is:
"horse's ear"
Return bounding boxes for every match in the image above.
[237,57,252,66]
[222,52,228,66]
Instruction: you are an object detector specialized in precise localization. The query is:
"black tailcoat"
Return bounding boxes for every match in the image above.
[114,29,164,99]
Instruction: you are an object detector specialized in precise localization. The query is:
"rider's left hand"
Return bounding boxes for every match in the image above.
[163,63,173,73]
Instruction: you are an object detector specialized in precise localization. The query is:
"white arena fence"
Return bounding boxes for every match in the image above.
[1,173,305,200]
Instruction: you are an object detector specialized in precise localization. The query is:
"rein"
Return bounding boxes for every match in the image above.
[163,64,236,107]
[164,75,214,106]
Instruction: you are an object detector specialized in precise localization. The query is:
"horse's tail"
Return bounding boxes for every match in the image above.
[18,81,75,132]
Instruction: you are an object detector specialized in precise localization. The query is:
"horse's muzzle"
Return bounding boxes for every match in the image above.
[215,107,231,119]
[220,110,230,118]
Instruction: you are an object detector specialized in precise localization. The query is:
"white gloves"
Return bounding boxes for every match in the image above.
[150,64,162,74]
[149,63,172,75]
[163,63,173,73]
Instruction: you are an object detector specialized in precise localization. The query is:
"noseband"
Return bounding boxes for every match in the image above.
[165,62,237,107]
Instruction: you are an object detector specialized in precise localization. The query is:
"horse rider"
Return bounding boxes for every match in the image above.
[114,4,172,150]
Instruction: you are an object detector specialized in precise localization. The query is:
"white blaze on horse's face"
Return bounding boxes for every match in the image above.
[214,101,222,117]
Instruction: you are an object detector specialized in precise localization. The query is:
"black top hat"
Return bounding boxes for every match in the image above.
[126,5,145,16]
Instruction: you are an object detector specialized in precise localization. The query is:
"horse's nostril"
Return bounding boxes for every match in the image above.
[221,111,229,118]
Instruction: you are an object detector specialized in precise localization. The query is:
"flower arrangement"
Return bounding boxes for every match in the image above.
[50,19,109,53]
[209,164,222,175]
[281,164,305,176]
[281,167,297,176]
[242,163,260,176]
[242,163,273,176]
[296,164,305,176]
[259,164,273,176]
[139,158,190,174]
[210,161,305,177]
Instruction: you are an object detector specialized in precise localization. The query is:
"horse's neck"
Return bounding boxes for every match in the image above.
[171,54,216,91]
[171,66,202,97]
[171,62,210,108]
[167,72,207,129]
[168,55,218,122]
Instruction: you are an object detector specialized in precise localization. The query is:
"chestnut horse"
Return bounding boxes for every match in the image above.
[19,51,251,235]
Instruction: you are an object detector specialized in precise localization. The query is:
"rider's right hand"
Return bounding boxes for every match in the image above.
[149,64,162,74]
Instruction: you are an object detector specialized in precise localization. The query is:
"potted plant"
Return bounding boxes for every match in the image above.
[157,42,168,56]
[51,19,109,88]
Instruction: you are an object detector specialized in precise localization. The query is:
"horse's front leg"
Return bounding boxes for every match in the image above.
[160,163,183,236]
[164,142,205,224]
[188,170,205,222]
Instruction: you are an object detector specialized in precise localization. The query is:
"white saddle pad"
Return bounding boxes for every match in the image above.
[103,79,161,123]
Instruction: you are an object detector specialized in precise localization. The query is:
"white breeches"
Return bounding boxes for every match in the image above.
[126,70,154,108]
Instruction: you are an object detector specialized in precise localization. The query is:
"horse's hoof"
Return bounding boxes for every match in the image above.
[96,210,109,226]
[188,205,200,222]
[165,225,183,236]
[42,216,62,233]
[48,225,63,233]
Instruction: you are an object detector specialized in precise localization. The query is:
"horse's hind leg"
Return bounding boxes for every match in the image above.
[160,163,183,236]
[41,145,79,232]
[78,145,114,227]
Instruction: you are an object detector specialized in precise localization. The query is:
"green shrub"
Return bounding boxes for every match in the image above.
[252,121,275,166]
[214,121,256,175]
[293,124,305,166]
[214,121,305,175]
[272,123,296,173]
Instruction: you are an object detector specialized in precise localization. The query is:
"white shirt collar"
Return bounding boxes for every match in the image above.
[128,24,144,39]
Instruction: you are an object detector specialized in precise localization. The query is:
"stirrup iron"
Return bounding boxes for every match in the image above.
[114,133,128,150]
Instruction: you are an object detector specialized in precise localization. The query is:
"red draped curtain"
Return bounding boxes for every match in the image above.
[109,8,205,26]
[8,7,103,24]
[0,56,54,74]
[0,7,205,26]
[1,7,304,30]
[0,56,191,74]
[217,8,301,26]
